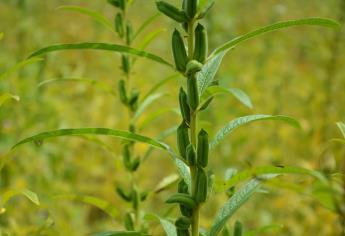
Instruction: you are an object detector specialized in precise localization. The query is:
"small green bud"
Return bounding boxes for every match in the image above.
[175,216,192,230]
[121,54,130,74]
[233,221,243,236]
[179,87,190,125]
[116,186,132,201]
[166,193,196,208]
[194,24,208,63]
[130,157,140,172]
[186,144,196,166]
[118,79,127,105]
[140,190,149,201]
[156,1,188,23]
[126,23,133,45]
[177,122,190,159]
[132,188,140,210]
[178,179,189,194]
[185,0,198,19]
[172,29,188,73]
[194,167,208,203]
[124,212,134,231]
[128,89,139,112]
[122,144,132,170]
[108,0,125,9]
[186,60,203,75]
[197,129,209,167]
[115,13,124,38]
[187,74,199,110]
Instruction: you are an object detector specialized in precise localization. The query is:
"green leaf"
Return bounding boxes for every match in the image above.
[1,189,40,206]
[175,158,191,193]
[204,86,253,109]
[244,224,283,236]
[197,51,227,97]
[216,166,327,192]
[145,213,177,236]
[92,232,149,236]
[336,122,345,138]
[0,93,20,107]
[133,13,160,40]
[154,174,180,193]
[141,74,178,102]
[209,177,275,236]
[12,128,169,151]
[28,43,173,68]
[210,115,300,149]
[55,194,118,218]
[57,5,115,33]
[0,57,43,81]
[132,93,166,122]
[137,29,166,51]
[211,18,340,57]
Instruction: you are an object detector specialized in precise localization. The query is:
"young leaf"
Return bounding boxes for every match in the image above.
[92,232,149,236]
[0,57,43,81]
[133,13,160,40]
[210,115,300,149]
[55,194,119,218]
[0,93,20,107]
[12,128,170,151]
[28,43,173,68]
[154,174,180,193]
[216,166,327,192]
[209,177,275,236]
[197,50,228,97]
[211,18,340,57]
[1,189,40,206]
[336,122,345,138]
[205,86,253,109]
[57,5,115,33]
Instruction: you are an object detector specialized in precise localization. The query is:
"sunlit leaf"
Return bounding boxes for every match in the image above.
[209,176,276,236]
[211,18,340,57]
[0,93,20,107]
[0,57,43,81]
[28,43,173,68]
[205,86,253,109]
[145,213,177,236]
[133,13,160,40]
[154,174,179,193]
[12,128,170,151]
[216,166,327,192]
[1,189,40,206]
[336,122,345,138]
[210,115,300,149]
[55,194,119,218]
[58,5,115,33]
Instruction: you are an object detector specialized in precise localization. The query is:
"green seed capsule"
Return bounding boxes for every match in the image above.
[187,74,199,110]
[175,216,192,230]
[116,186,132,201]
[177,122,190,159]
[166,193,196,208]
[193,24,208,63]
[185,0,198,19]
[156,1,188,23]
[118,79,127,105]
[177,229,190,236]
[178,179,189,194]
[115,13,124,38]
[233,221,243,236]
[194,167,208,203]
[178,180,192,217]
[197,129,209,167]
[122,54,130,74]
[172,30,188,73]
[186,144,196,166]
[186,60,203,75]
[179,88,190,125]
[124,212,134,231]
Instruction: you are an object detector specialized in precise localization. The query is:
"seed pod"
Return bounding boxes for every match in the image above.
[124,212,134,231]
[166,193,196,208]
[194,167,208,203]
[186,60,203,76]
[126,23,133,45]
[178,179,189,194]
[118,79,128,105]
[116,186,132,201]
[115,13,124,38]
[197,129,209,167]
[175,216,192,230]
[177,122,190,159]
[233,221,243,236]
[185,0,198,19]
[156,1,188,23]
[187,74,199,111]
[177,229,190,236]
[193,24,208,63]
[186,144,196,166]
[172,29,188,73]
[179,88,190,125]
[122,54,130,74]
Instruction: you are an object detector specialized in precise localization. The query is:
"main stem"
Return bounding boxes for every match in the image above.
[187,19,200,236]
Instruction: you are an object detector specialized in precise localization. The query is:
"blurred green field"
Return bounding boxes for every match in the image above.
[0,0,344,235]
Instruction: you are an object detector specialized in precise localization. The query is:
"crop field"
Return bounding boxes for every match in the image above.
[0,0,344,235]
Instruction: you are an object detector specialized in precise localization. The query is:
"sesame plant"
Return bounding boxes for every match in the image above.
[8,0,341,236]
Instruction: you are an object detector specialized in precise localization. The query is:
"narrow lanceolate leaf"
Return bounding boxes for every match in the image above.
[197,50,227,97]
[211,18,340,57]
[92,231,149,236]
[57,6,115,33]
[216,166,327,192]
[154,174,180,193]
[55,194,119,218]
[205,86,253,109]
[28,43,173,68]
[133,13,160,40]
[336,122,345,138]
[145,213,177,236]
[0,93,20,107]
[209,177,275,236]
[12,128,169,151]
[1,189,40,206]
[175,158,191,192]
[210,115,300,149]
[0,57,43,81]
